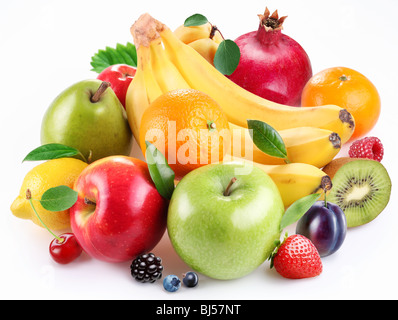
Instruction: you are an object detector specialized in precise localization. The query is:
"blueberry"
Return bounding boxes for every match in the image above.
[183,272,199,288]
[296,201,347,257]
[163,275,181,292]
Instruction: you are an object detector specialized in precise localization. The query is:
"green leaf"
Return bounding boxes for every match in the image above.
[213,40,240,76]
[40,185,78,212]
[23,144,83,162]
[145,141,175,200]
[268,232,288,269]
[90,43,137,73]
[247,120,288,159]
[279,193,322,231]
[184,14,209,27]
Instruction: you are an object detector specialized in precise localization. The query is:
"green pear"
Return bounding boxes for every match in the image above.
[41,80,133,162]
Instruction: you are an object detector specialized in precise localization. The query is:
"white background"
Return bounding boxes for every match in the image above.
[1,0,397,300]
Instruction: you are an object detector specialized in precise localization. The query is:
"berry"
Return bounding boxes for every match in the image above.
[163,275,181,292]
[349,136,384,162]
[183,271,199,288]
[130,253,163,283]
[49,233,82,264]
[269,234,322,279]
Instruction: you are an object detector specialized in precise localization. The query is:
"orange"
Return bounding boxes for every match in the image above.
[139,89,230,179]
[301,67,381,141]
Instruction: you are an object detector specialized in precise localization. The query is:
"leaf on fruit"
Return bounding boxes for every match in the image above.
[279,193,322,231]
[40,185,78,212]
[184,14,209,27]
[90,43,137,73]
[145,141,175,200]
[247,120,288,160]
[23,144,82,162]
[214,40,240,76]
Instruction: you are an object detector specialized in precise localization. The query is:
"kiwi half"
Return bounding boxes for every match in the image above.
[324,158,391,228]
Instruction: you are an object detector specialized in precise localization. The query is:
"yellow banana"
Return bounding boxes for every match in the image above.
[149,38,191,93]
[157,23,355,144]
[278,127,341,168]
[126,16,164,142]
[229,123,341,168]
[125,45,150,142]
[126,44,163,142]
[226,156,332,208]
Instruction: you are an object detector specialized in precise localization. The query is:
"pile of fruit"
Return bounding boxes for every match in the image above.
[11,7,392,291]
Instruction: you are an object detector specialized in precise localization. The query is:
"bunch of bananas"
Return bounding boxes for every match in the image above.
[125,14,355,207]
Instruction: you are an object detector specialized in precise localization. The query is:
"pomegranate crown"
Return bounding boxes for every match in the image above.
[258,7,287,31]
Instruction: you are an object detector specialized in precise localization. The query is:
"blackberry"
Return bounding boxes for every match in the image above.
[130,253,163,283]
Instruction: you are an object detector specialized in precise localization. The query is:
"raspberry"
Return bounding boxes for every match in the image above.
[348,137,384,162]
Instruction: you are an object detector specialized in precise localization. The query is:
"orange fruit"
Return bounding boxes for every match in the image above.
[301,67,381,141]
[139,89,230,179]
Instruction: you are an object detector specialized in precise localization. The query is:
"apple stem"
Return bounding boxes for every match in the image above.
[91,81,111,103]
[224,177,237,197]
[84,198,96,206]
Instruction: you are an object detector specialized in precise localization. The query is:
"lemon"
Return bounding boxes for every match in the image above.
[11,158,88,230]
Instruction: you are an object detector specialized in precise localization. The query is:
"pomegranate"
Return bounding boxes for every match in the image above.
[228,8,312,106]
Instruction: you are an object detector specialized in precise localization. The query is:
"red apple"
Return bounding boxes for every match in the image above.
[97,64,136,108]
[70,156,168,263]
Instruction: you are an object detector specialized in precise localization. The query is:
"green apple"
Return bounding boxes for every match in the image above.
[41,80,133,162]
[167,162,284,280]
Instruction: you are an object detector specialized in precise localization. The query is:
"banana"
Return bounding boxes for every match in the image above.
[126,15,166,141]
[226,156,332,208]
[229,123,341,168]
[125,45,151,142]
[157,24,355,144]
[149,38,191,93]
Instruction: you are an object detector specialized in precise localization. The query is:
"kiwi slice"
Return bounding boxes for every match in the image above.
[325,158,391,228]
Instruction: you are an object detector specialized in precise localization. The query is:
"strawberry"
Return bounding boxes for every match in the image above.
[269,233,322,279]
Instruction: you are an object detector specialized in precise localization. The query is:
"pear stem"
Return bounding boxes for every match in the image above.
[224,177,237,197]
[209,25,218,40]
[91,81,111,103]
